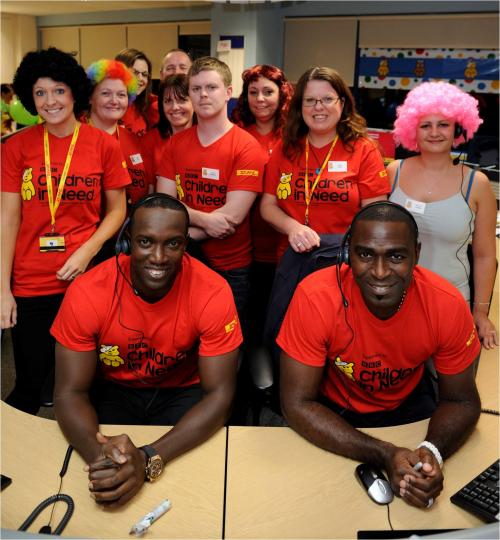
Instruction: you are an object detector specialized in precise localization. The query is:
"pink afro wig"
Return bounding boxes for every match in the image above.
[393,82,483,151]
[86,59,138,104]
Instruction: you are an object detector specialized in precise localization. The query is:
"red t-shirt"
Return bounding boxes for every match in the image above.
[244,124,281,264]
[51,254,242,388]
[245,124,280,157]
[278,265,480,414]
[264,137,390,259]
[157,125,265,271]
[141,128,170,190]
[117,126,150,205]
[1,123,130,297]
[121,94,159,137]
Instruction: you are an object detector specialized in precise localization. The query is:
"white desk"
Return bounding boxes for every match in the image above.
[1,403,226,538]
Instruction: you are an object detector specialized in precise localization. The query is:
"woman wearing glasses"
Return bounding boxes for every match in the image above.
[261,66,389,260]
[115,48,159,136]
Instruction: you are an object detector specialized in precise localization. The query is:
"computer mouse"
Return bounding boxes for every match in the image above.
[355,463,394,504]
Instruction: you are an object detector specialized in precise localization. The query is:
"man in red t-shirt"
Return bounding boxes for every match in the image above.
[51,194,241,507]
[279,202,480,510]
[156,57,265,317]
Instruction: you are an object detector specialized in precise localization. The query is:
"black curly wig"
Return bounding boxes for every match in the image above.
[12,47,91,116]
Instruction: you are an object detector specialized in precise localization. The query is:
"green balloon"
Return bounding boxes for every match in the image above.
[1,99,9,114]
[9,97,39,125]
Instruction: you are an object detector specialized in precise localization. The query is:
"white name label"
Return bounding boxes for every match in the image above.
[130,153,143,165]
[202,167,220,180]
[404,198,426,214]
[328,161,348,172]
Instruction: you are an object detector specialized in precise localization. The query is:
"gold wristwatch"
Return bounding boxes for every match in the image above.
[140,445,164,482]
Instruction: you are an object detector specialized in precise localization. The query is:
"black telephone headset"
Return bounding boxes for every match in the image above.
[454,123,465,140]
[338,201,419,268]
[115,192,190,256]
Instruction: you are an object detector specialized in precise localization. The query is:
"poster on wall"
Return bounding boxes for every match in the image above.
[358,48,499,93]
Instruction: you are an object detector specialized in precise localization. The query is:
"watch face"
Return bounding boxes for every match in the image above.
[147,455,163,481]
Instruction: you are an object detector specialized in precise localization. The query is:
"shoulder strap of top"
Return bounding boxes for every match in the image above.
[390,159,405,195]
[464,169,476,203]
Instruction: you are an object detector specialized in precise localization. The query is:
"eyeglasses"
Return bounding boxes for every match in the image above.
[303,96,342,107]
[132,69,149,79]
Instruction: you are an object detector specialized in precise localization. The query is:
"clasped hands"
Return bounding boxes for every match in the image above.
[204,211,237,239]
[387,447,443,509]
[85,432,146,508]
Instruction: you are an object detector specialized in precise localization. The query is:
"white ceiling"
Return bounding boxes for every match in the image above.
[0,1,209,16]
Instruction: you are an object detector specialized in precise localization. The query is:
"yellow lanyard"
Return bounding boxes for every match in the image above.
[43,122,80,230]
[304,135,338,226]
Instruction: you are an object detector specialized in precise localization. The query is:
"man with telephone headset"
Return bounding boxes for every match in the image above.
[50,193,241,507]
[279,201,481,509]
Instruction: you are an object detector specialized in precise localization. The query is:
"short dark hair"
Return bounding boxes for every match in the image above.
[13,47,91,116]
[351,202,419,248]
[156,74,196,139]
[129,193,190,236]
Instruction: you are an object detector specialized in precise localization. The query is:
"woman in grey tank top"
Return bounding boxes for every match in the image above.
[387,82,497,350]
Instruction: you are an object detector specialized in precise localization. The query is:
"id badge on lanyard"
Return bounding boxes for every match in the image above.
[39,122,80,253]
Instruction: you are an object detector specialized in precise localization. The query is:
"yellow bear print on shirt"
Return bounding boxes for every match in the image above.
[175,174,184,200]
[99,345,125,367]
[277,173,292,200]
[21,168,36,201]
[334,356,355,381]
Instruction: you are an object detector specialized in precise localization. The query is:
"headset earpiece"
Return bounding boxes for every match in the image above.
[454,123,465,140]
[115,217,132,255]
[340,227,351,267]
[114,192,189,257]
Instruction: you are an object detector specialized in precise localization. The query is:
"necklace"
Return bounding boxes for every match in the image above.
[308,143,323,175]
[397,289,407,312]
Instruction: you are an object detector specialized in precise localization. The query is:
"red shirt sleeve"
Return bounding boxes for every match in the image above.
[51,279,102,351]
[277,283,331,367]
[355,138,390,200]
[226,131,265,193]
[198,282,243,357]
[433,296,481,374]
[99,131,131,190]
[263,141,285,196]
[156,136,176,180]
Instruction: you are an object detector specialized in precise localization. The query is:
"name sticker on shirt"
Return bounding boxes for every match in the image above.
[202,167,220,181]
[328,161,348,172]
[130,153,143,165]
[404,198,426,214]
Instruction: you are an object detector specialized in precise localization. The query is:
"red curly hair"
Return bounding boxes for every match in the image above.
[232,64,294,135]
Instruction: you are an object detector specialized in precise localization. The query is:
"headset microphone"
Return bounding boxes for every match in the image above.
[453,124,466,165]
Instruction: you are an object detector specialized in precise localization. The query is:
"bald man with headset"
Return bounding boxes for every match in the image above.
[279,201,481,510]
[51,193,241,507]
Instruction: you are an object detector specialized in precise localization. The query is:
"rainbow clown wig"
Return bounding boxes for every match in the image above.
[393,82,483,151]
[86,59,138,104]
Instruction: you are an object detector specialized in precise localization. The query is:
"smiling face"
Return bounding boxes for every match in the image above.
[32,77,75,131]
[416,114,455,153]
[90,78,128,125]
[247,76,280,125]
[350,220,420,320]
[301,79,344,139]
[160,50,191,80]
[131,58,149,95]
[129,206,188,303]
[163,88,194,133]
[189,69,231,120]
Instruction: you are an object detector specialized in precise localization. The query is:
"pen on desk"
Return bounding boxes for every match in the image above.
[130,499,172,537]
